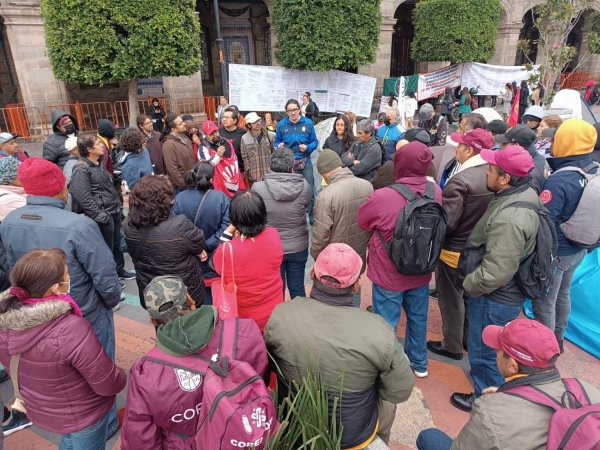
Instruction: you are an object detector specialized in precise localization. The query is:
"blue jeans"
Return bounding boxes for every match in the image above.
[59,407,111,450]
[372,283,429,372]
[416,428,453,450]
[467,296,520,396]
[533,249,586,346]
[89,307,118,436]
[299,161,315,223]
[281,249,308,299]
[204,285,213,305]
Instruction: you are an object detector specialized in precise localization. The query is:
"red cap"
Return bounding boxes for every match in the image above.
[313,243,362,289]
[201,120,219,136]
[450,128,494,153]
[480,145,534,177]
[18,157,66,197]
[482,319,560,368]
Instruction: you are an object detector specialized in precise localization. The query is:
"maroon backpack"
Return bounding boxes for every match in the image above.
[506,378,600,450]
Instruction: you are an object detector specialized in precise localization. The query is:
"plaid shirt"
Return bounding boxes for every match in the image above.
[240,129,275,182]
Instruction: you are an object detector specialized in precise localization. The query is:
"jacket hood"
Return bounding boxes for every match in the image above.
[156,306,216,356]
[553,119,597,157]
[263,172,306,201]
[50,110,78,134]
[394,141,432,179]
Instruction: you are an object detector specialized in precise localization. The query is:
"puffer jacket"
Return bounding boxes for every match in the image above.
[69,158,121,224]
[0,294,126,434]
[162,134,195,189]
[124,215,206,308]
[342,137,383,181]
[442,155,494,252]
[0,196,121,322]
[462,183,539,306]
[42,110,79,169]
[252,172,312,254]
[311,168,373,269]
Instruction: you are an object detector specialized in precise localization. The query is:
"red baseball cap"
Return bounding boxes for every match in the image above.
[313,243,362,289]
[450,128,494,153]
[201,120,219,136]
[480,145,534,177]
[482,319,560,368]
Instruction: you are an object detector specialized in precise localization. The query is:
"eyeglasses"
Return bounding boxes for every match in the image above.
[287,108,300,113]
[223,115,234,120]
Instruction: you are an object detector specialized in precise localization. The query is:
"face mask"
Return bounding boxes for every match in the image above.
[383,117,391,126]
[64,124,75,134]
[59,279,71,294]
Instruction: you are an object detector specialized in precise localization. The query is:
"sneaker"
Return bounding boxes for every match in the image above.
[113,304,121,312]
[413,368,429,378]
[120,282,126,290]
[3,410,32,436]
[118,269,136,280]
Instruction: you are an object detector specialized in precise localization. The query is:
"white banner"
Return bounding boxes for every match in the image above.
[460,62,537,96]
[417,65,462,101]
[228,64,376,118]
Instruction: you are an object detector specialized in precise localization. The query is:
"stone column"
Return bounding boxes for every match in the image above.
[358,17,396,87]
[266,16,277,66]
[163,70,206,120]
[489,22,523,66]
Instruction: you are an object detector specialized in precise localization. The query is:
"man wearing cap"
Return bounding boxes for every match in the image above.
[122,275,269,450]
[240,112,274,184]
[427,129,495,361]
[0,133,28,162]
[0,157,25,221]
[417,103,447,147]
[451,145,539,412]
[417,319,600,450]
[485,120,507,150]
[376,107,405,160]
[265,243,414,449]
[199,120,244,197]
[536,119,598,353]
[43,110,79,169]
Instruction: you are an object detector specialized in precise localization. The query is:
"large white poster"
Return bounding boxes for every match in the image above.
[228,64,376,118]
[418,65,463,101]
[460,62,537,96]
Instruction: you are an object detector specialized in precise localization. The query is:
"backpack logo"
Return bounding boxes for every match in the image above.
[175,368,202,392]
[241,415,253,434]
[252,407,268,429]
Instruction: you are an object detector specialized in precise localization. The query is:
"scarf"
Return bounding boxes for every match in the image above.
[11,287,83,318]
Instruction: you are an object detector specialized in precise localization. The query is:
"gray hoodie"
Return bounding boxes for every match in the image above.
[252,172,312,254]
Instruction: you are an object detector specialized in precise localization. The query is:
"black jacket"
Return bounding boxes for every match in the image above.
[69,158,121,224]
[42,110,79,169]
[323,134,354,158]
[341,137,382,181]
[124,215,206,308]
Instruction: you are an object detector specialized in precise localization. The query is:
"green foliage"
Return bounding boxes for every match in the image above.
[411,0,502,63]
[41,0,202,85]
[272,0,381,71]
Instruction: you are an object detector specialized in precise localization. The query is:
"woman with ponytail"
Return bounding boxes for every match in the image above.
[0,248,126,448]
[173,161,231,304]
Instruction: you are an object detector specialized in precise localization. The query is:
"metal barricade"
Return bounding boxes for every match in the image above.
[0,105,45,138]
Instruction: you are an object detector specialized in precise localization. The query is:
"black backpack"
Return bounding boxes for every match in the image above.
[591,86,599,104]
[378,182,447,275]
[312,101,319,118]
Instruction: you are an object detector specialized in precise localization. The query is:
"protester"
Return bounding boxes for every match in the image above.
[344,110,358,135]
[312,149,373,306]
[358,142,442,378]
[121,275,269,450]
[96,119,116,174]
[404,91,419,128]
[521,105,544,131]
[184,119,201,163]
[62,136,80,185]
[42,110,78,169]
[213,191,283,331]
[240,112,275,185]
[536,119,597,353]
[69,134,134,280]
[0,248,126,443]
[376,107,405,161]
[374,112,386,132]
[274,98,319,222]
[160,114,195,192]
[216,96,229,124]
[199,120,245,197]
[441,87,455,125]
[301,91,318,122]
[530,83,544,106]
[534,115,562,158]
[417,319,600,450]
[457,87,472,120]
[518,80,530,122]
[173,161,230,305]
[136,114,165,175]
[0,133,27,162]
[0,157,25,221]
[323,114,356,158]
[124,175,206,308]
[252,149,312,299]
[146,98,166,133]
[427,129,495,362]
[265,243,414,448]
[116,128,153,190]
[417,103,447,146]
[485,119,508,139]
[219,106,247,174]
[341,119,382,181]
[452,145,539,412]
[500,83,513,123]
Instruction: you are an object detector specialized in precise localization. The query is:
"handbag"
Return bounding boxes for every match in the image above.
[212,241,238,319]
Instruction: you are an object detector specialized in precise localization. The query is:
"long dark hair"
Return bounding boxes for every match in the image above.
[230,191,267,237]
[185,161,215,192]
[160,114,179,142]
[331,115,355,151]
[128,175,173,228]
[0,248,66,314]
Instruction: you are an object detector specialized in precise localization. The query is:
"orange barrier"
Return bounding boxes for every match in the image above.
[560,72,600,90]
[171,97,205,116]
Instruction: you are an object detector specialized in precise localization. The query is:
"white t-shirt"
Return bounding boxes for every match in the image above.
[404,97,418,118]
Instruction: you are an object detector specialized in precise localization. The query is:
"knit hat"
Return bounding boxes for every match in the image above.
[0,157,19,185]
[552,119,597,157]
[486,120,508,136]
[18,157,65,197]
[418,103,434,121]
[404,127,431,145]
[98,119,116,139]
[317,149,342,174]
[202,120,219,136]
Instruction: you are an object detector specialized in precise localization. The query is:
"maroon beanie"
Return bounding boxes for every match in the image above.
[18,157,66,197]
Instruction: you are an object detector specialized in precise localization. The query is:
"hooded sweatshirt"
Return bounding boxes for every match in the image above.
[251,172,312,254]
[42,110,79,169]
[358,142,443,291]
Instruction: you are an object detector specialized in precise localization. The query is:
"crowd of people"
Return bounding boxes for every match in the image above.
[0,85,596,450]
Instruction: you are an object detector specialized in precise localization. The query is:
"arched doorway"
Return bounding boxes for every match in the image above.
[515,8,539,65]
[0,16,20,107]
[390,0,417,77]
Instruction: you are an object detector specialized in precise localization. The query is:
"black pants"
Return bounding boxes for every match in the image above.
[435,261,469,354]
[97,213,125,273]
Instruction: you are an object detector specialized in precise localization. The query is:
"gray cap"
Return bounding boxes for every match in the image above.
[0,132,17,146]
[144,275,188,321]
[418,103,434,121]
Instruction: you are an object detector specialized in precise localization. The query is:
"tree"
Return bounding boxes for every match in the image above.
[272,0,381,72]
[411,0,502,63]
[41,0,202,125]
[517,0,600,104]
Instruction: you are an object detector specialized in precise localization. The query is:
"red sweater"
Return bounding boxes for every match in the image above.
[214,226,283,331]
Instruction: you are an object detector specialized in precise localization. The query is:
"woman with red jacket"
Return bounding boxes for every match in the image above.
[0,248,126,448]
[213,190,284,332]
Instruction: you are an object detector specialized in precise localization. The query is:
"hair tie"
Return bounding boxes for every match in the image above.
[9,287,30,302]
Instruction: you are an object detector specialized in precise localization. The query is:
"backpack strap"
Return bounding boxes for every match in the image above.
[192,191,210,227]
[562,378,592,407]
[388,183,417,202]
[141,347,210,375]
[218,317,239,361]
[504,384,563,411]
[423,182,435,201]
[553,163,600,178]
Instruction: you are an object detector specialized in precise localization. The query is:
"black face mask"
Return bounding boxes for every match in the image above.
[63,124,75,134]
[383,117,391,126]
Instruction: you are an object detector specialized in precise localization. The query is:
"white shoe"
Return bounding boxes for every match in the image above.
[413,369,428,378]
[113,304,121,312]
